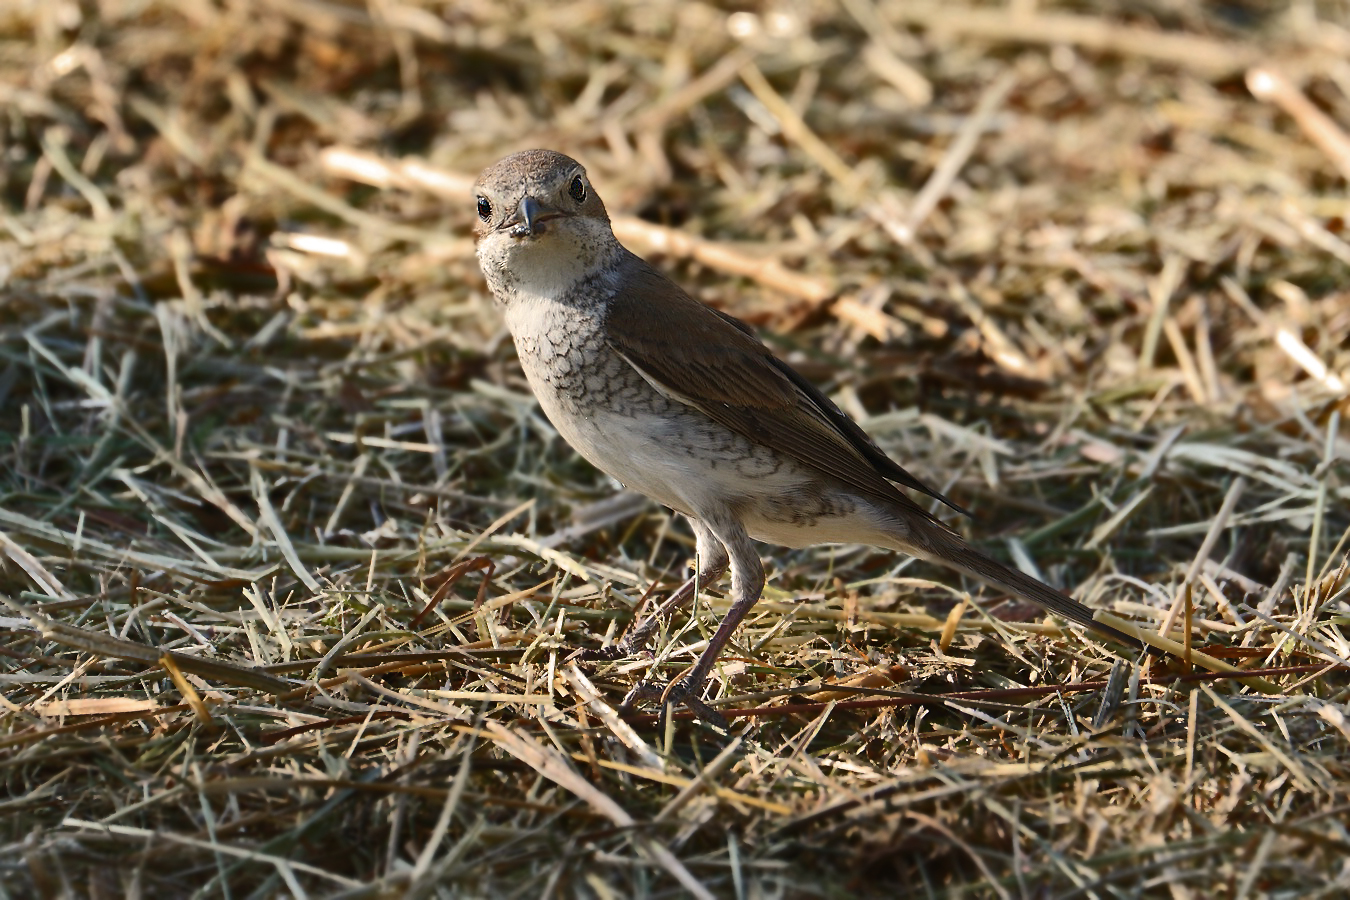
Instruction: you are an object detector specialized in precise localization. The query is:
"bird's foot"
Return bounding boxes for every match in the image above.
[620,673,728,731]
[661,677,729,730]
[577,643,626,663]
[579,618,660,663]
[618,678,665,710]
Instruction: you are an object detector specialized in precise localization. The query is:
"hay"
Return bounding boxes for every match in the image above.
[2,1,1349,895]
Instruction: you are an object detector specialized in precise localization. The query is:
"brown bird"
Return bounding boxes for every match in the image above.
[473,149,1142,725]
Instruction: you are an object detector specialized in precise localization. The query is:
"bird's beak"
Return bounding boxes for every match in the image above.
[509,196,553,237]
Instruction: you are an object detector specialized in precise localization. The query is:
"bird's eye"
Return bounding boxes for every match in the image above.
[568,174,586,204]
[476,196,492,221]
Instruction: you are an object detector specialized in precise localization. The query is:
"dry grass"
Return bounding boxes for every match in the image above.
[3,1,1350,897]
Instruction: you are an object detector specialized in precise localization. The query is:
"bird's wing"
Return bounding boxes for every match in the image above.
[602,254,962,524]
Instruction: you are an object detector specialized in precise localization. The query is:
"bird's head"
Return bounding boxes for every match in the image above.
[473,149,618,301]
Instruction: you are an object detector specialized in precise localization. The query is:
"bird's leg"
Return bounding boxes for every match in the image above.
[584,517,728,662]
[641,516,764,729]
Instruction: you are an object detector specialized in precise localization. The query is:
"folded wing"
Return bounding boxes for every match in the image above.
[602,253,963,526]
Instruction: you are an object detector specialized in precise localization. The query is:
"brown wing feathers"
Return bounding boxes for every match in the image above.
[603,254,961,523]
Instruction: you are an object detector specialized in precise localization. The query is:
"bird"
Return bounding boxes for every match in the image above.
[472,148,1144,726]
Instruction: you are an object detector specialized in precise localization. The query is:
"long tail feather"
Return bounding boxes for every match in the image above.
[905,530,1150,653]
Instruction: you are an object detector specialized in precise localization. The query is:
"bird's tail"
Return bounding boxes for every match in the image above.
[897,528,1148,653]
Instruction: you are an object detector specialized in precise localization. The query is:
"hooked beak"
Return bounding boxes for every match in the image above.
[508,196,559,237]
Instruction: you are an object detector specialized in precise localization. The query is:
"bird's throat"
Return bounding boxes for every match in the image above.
[479,220,623,309]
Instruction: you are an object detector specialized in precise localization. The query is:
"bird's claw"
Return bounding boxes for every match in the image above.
[662,678,729,730]
[619,678,665,711]
[578,610,728,729]
[629,676,727,731]
[578,644,627,662]
[579,620,658,663]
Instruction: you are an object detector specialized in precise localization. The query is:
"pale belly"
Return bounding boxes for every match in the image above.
[534,387,901,551]
[507,300,902,552]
